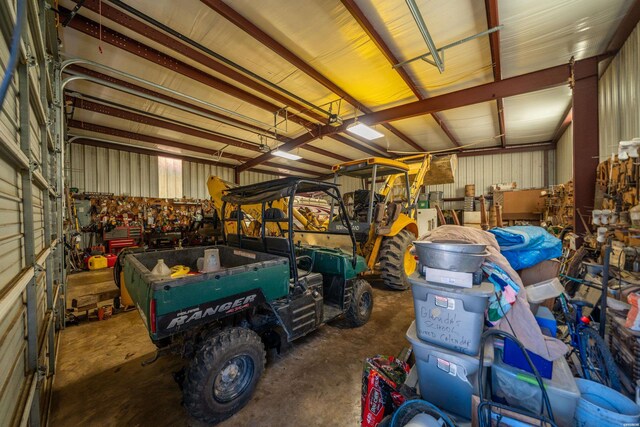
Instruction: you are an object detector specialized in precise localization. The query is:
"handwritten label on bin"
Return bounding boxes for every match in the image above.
[419,300,472,350]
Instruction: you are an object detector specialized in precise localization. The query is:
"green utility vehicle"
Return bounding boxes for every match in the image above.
[123,178,373,424]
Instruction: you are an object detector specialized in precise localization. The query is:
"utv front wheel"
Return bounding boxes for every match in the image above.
[183,327,265,424]
[346,279,374,327]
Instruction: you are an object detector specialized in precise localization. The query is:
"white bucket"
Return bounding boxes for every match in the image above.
[575,379,640,427]
[202,248,221,272]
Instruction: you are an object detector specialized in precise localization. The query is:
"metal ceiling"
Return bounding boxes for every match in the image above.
[57,0,639,175]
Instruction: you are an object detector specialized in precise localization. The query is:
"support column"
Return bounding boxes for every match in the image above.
[572,59,599,234]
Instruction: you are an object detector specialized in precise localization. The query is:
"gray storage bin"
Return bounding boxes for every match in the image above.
[409,273,493,356]
[406,321,493,419]
[492,348,580,427]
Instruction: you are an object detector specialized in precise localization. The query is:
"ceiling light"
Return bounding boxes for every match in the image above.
[272,150,302,160]
[347,123,384,140]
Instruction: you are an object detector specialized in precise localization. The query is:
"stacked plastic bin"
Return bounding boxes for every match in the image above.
[406,243,494,421]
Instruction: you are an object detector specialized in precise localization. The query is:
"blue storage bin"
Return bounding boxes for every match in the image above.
[503,307,556,379]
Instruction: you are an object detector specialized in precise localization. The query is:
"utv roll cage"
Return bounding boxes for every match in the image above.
[221,177,358,283]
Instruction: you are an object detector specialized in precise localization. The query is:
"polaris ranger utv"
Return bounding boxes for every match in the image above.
[122,178,373,424]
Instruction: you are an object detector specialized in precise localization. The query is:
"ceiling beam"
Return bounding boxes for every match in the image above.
[238,56,603,171]
[340,0,460,148]
[66,66,350,163]
[68,120,331,172]
[70,137,299,178]
[61,7,319,129]
[201,0,424,152]
[551,104,573,144]
[67,95,262,152]
[67,95,330,173]
[606,0,640,52]
[67,1,329,124]
[69,120,245,161]
[456,142,554,158]
[63,4,379,160]
[66,65,279,138]
[601,0,640,74]
[484,0,507,148]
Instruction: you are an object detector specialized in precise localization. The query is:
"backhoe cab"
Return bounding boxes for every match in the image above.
[329,155,432,290]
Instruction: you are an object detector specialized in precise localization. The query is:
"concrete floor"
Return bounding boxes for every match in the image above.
[50,270,416,426]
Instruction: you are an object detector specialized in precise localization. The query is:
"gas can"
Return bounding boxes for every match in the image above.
[87,255,108,270]
[105,253,117,268]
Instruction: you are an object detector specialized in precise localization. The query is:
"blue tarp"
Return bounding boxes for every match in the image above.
[488,226,562,270]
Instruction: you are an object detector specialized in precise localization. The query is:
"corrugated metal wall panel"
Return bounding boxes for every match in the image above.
[182,161,235,199]
[70,144,161,196]
[0,2,59,423]
[240,171,280,186]
[0,299,26,427]
[33,187,44,253]
[0,32,19,151]
[0,153,24,294]
[556,124,573,184]
[425,151,549,209]
[599,22,640,159]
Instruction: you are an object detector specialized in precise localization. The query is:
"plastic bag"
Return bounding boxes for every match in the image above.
[488,226,562,270]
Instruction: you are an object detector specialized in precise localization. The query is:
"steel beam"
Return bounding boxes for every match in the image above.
[68,0,331,124]
[484,0,507,148]
[606,0,640,53]
[340,0,459,148]
[68,120,332,172]
[64,67,347,164]
[572,60,599,234]
[551,104,573,144]
[238,57,594,171]
[456,142,554,158]
[60,8,318,130]
[67,95,261,152]
[201,0,424,152]
[67,98,332,172]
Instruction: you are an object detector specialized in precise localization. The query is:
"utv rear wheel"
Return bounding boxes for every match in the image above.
[183,327,265,424]
[379,230,416,290]
[346,279,374,327]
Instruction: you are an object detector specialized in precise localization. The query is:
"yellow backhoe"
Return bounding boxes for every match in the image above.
[332,154,432,290]
[207,153,434,291]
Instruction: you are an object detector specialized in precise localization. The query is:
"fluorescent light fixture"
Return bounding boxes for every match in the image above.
[347,123,384,140]
[272,150,302,160]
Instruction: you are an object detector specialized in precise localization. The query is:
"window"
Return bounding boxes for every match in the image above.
[158,157,183,198]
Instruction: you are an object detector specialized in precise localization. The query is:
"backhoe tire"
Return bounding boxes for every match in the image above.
[346,279,373,327]
[183,327,265,424]
[379,229,417,291]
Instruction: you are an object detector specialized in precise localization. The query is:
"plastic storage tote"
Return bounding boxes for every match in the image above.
[406,321,494,419]
[491,348,580,427]
[526,277,563,305]
[409,273,493,355]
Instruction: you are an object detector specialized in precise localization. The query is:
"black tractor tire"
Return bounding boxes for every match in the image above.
[346,279,374,327]
[379,229,416,290]
[183,327,265,424]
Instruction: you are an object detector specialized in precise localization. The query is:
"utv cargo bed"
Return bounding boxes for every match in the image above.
[123,246,290,340]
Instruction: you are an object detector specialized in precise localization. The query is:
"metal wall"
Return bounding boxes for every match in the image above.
[599,22,640,160]
[70,144,159,197]
[556,123,574,184]
[0,1,61,426]
[183,160,235,199]
[70,147,291,199]
[425,150,555,209]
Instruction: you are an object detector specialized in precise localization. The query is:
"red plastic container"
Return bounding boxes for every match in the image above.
[105,253,117,268]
